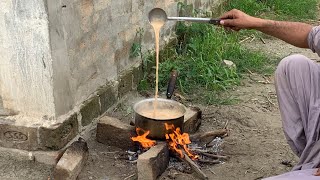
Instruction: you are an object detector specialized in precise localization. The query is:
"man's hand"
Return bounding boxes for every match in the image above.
[220,9,262,31]
[219,9,313,48]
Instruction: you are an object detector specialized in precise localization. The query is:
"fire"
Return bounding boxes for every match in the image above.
[131,127,156,149]
[131,125,198,160]
[165,123,198,160]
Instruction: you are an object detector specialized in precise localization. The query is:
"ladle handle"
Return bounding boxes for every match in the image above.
[209,19,221,25]
[167,17,221,25]
[166,70,178,99]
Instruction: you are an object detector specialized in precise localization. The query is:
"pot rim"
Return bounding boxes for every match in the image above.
[133,98,186,120]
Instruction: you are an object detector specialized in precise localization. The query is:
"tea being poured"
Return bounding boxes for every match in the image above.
[148,9,166,118]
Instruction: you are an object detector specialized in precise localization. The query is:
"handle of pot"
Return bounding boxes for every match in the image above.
[166,70,178,99]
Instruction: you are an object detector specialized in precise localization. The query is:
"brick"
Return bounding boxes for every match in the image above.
[118,70,133,98]
[0,146,34,161]
[33,150,65,165]
[97,85,117,115]
[0,119,38,150]
[137,142,169,180]
[183,107,202,134]
[53,138,89,180]
[96,116,135,150]
[80,96,101,126]
[39,114,78,150]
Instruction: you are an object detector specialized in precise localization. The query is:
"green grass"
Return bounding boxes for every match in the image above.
[140,22,270,104]
[137,0,318,104]
[224,0,318,21]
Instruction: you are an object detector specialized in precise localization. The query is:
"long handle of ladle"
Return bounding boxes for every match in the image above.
[167,17,221,25]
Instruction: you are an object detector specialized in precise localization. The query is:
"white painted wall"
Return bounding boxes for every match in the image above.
[0,0,55,118]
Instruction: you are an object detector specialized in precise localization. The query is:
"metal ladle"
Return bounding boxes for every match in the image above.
[148,8,221,25]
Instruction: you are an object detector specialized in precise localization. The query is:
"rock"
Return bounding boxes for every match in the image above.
[53,138,89,180]
[222,60,236,69]
[39,113,79,150]
[80,96,101,126]
[0,146,34,161]
[33,150,64,165]
[183,107,202,133]
[96,116,135,150]
[137,142,169,180]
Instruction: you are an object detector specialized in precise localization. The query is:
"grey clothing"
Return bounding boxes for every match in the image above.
[275,26,320,170]
[264,168,319,180]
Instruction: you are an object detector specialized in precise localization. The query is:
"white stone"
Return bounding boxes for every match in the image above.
[222,60,236,69]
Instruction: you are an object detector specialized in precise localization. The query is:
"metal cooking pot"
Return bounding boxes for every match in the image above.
[133,98,186,139]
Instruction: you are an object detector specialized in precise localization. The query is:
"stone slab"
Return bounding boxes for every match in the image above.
[183,107,202,134]
[80,96,101,126]
[33,150,65,165]
[53,139,89,180]
[39,114,79,150]
[97,85,117,115]
[0,119,38,150]
[137,142,169,180]
[0,146,34,161]
[96,116,135,150]
[118,70,133,98]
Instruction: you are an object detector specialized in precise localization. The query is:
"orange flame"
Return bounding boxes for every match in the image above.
[165,123,198,160]
[131,127,156,149]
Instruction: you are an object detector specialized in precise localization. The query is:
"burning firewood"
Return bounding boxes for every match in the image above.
[179,150,208,180]
[163,123,209,179]
[164,123,198,160]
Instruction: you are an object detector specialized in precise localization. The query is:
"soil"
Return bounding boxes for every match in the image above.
[1,38,319,180]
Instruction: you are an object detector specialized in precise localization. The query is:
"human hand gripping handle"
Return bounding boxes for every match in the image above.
[219,9,262,31]
[219,9,313,48]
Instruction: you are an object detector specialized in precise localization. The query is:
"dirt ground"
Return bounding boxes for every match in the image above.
[1,38,320,180]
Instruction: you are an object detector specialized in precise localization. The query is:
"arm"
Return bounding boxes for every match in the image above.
[220,9,313,48]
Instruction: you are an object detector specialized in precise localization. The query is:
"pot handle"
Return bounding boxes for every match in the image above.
[166,70,178,99]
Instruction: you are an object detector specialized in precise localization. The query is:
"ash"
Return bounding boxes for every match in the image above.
[127,145,149,161]
[167,157,192,173]
[189,137,224,154]
[208,137,224,154]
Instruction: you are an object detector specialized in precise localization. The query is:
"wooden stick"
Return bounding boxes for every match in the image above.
[260,37,266,44]
[191,149,229,160]
[180,151,208,180]
[124,174,136,180]
[189,129,228,146]
[264,95,275,106]
[200,152,230,160]
[190,129,228,141]
[198,159,220,164]
[223,120,229,129]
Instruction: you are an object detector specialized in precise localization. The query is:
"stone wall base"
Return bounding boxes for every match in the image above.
[0,62,142,155]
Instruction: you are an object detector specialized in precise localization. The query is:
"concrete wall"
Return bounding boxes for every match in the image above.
[47,0,181,117]
[0,0,221,119]
[0,0,55,118]
[0,0,223,152]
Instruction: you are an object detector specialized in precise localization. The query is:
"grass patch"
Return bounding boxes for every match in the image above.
[137,0,318,105]
[224,0,318,21]
[140,22,270,104]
